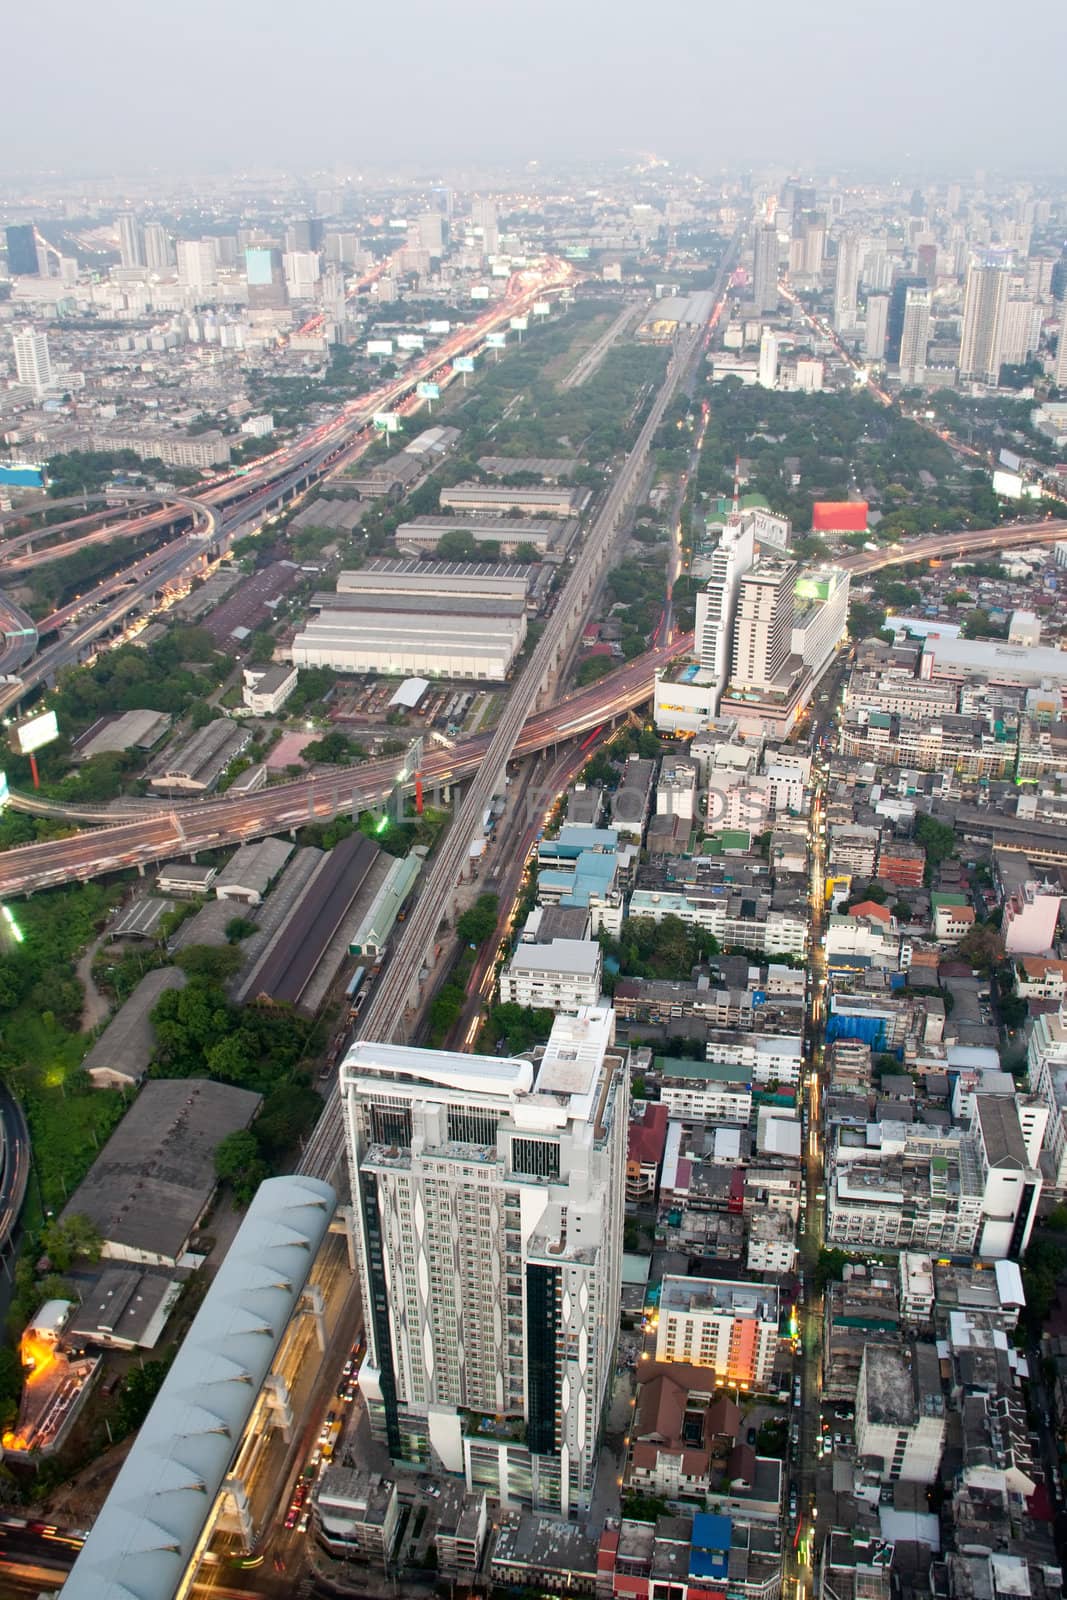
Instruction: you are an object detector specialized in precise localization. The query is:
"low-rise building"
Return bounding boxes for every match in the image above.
[80,967,187,1089]
[213,838,293,906]
[656,1276,779,1392]
[498,938,602,1012]
[313,1468,400,1564]
[855,1342,945,1484]
[657,1058,753,1125]
[241,663,297,715]
[149,718,251,795]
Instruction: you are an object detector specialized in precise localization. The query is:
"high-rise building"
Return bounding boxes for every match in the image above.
[283,250,321,298]
[999,291,1040,367]
[802,217,826,277]
[832,231,862,332]
[343,1006,626,1516]
[694,516,756,711]
[117,212,144,270]
[431,186,453,218]
[1055,319,1067,391]
[5,223,38,277]
[757,329,778,389]
[885,275,925,364]
[730,558,797,693]
[143,222,171,272]
[176,239,217,291]
[959,253,1012,384]
[417,212,445,254]
[898,286,931,385]
[245,247,288,310]
[752,224,778,313]
[471,198,499,257]
[285,219,314,253]
[865,293,889,361]
[12,327,52,395]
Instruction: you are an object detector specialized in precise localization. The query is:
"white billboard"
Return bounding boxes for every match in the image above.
[486,332,507,350]
[367,339,394,356]
[427,320,451,334]
[533,301,551,316]
[416,382,440,401]
[396,334,425,351]
[510,316,528,331]
[454,356,475,374]
[373,412,400,434]
[15,709,59,755]
[470,285,490,301]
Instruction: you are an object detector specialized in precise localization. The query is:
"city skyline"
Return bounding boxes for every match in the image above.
[2,0,1066,176]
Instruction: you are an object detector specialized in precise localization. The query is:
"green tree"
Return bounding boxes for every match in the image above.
[914,814,955,873]
[814,1247,849,1291]
[457,894,500,947]
[214,1129,269,1205]
[40,1214,102,1272]
[957,922,1005,974]
[225,916,258,943]
[116,1359,171,1434]
[174,944,243,983]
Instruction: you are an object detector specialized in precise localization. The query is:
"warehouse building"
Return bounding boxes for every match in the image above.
[477,456,577,481]
[61,1079,262,1267]
[76,708,172,761]
[439,482,589,517]
[214,838,294,906]
[236,833,385,1012]
[394,516,578,560]
[148,718,251,794]
[81,967,187,1089]
[336,559,535,604]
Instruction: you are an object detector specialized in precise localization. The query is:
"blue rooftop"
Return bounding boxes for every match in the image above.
[689,1512,731,1581]
[541,823,618,861]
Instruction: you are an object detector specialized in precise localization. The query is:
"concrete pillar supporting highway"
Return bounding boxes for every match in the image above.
[220,1475,255,1547]
[336,1204,359,1272]
[303,1282,328,1353]
[136,862,145,877]
[262,1372,294,1438]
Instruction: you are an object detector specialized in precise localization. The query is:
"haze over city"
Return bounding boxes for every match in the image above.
[3,0,1066,174]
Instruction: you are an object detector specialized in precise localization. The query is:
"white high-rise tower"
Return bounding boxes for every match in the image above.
[898,287,931,385]
[694,516,756,712]
[959,253,1012,384]
[12,327,52,395]
[833,231,862,332]
[343,1006,627,1516]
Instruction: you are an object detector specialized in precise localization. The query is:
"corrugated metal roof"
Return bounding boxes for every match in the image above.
[62,1175,335,1600]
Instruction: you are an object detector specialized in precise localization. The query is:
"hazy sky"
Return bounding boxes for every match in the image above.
[4,0,1065,178]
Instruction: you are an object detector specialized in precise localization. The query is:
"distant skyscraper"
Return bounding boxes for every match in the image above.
[285,219,314,253]
[757,329,778,389]
[730,558,797,693]
[865,293,889,362]
[5,224,38,277]
[344,1007,626,1516]
[998,291,1039,367]
[416,212,444,254]
[695,516,756,711]
[886,276,925,364]
[917,243,937,284]
[752,224,778,313]
[117,212,144,270]
[143,223,171,272]
[898,287,931,385]
[959,254,1012,384]
[802,217,826,277]
[431,186,453,218]
[471,198,499,256]
[832,231,862,332]
[1055,321,1067,390]
[176,239,217,291]
[283,250,320,298]
[245,247,288,309]
[12,327,52,395]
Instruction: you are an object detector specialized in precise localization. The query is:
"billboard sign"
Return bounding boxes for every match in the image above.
[470,285,490,301]
[416,382,440,401]
[510,316,528,331]
[14,709,59,755]
[533,301,551,316]
[373,412,400,434]
[428,320,451,334]
[486,332,507,349]
[367,339,394,356]
[0,771,8,811]
[396,333,425,351]
[454,356,475,373]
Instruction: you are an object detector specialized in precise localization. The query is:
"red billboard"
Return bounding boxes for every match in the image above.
[812,500,868,533]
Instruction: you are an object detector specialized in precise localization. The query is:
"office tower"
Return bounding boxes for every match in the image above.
[5,223,38,276]
[757,329,778,389]
[885,275,925,364]
[245,247,288,309]
[695,516,756,711]
[117,212,144,269]
[917,243,937,284]
[431,185,453,218]
[471,198,499,256]
[752,223,778,312]
[417,212,445,254]
[321,264,346,329]
[898,287,931,384]
[802,217,826,277]
[283,250,321,298]
[833,231,862,332]
[12,328,52,395]
[946,182,962,215]
[1052,255,1067,304]
[865,293,889,361]
[959,253,1012,384]
[285,219,313,253]
[143,223,171,272]
[343,1006,627,1516]
[730,558,797,693]
[176,239,217,290]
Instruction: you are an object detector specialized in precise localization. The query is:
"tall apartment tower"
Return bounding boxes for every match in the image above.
[752,224,779,313]
[959,253,1012,384]
[1055,317,1067,390]
[344,1006,627,1516]
[865,293,889,361]
[471,198,499,257]
[143,222,171,272]
[176,239,217,291]
[833,231,862,332]
[117,212,144,270]
[5,224,38,277]
[694,516,756,711]
[12,327,52,395]
[730,558,798,693]
[757,329,779,388]
[898,286,931,384]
